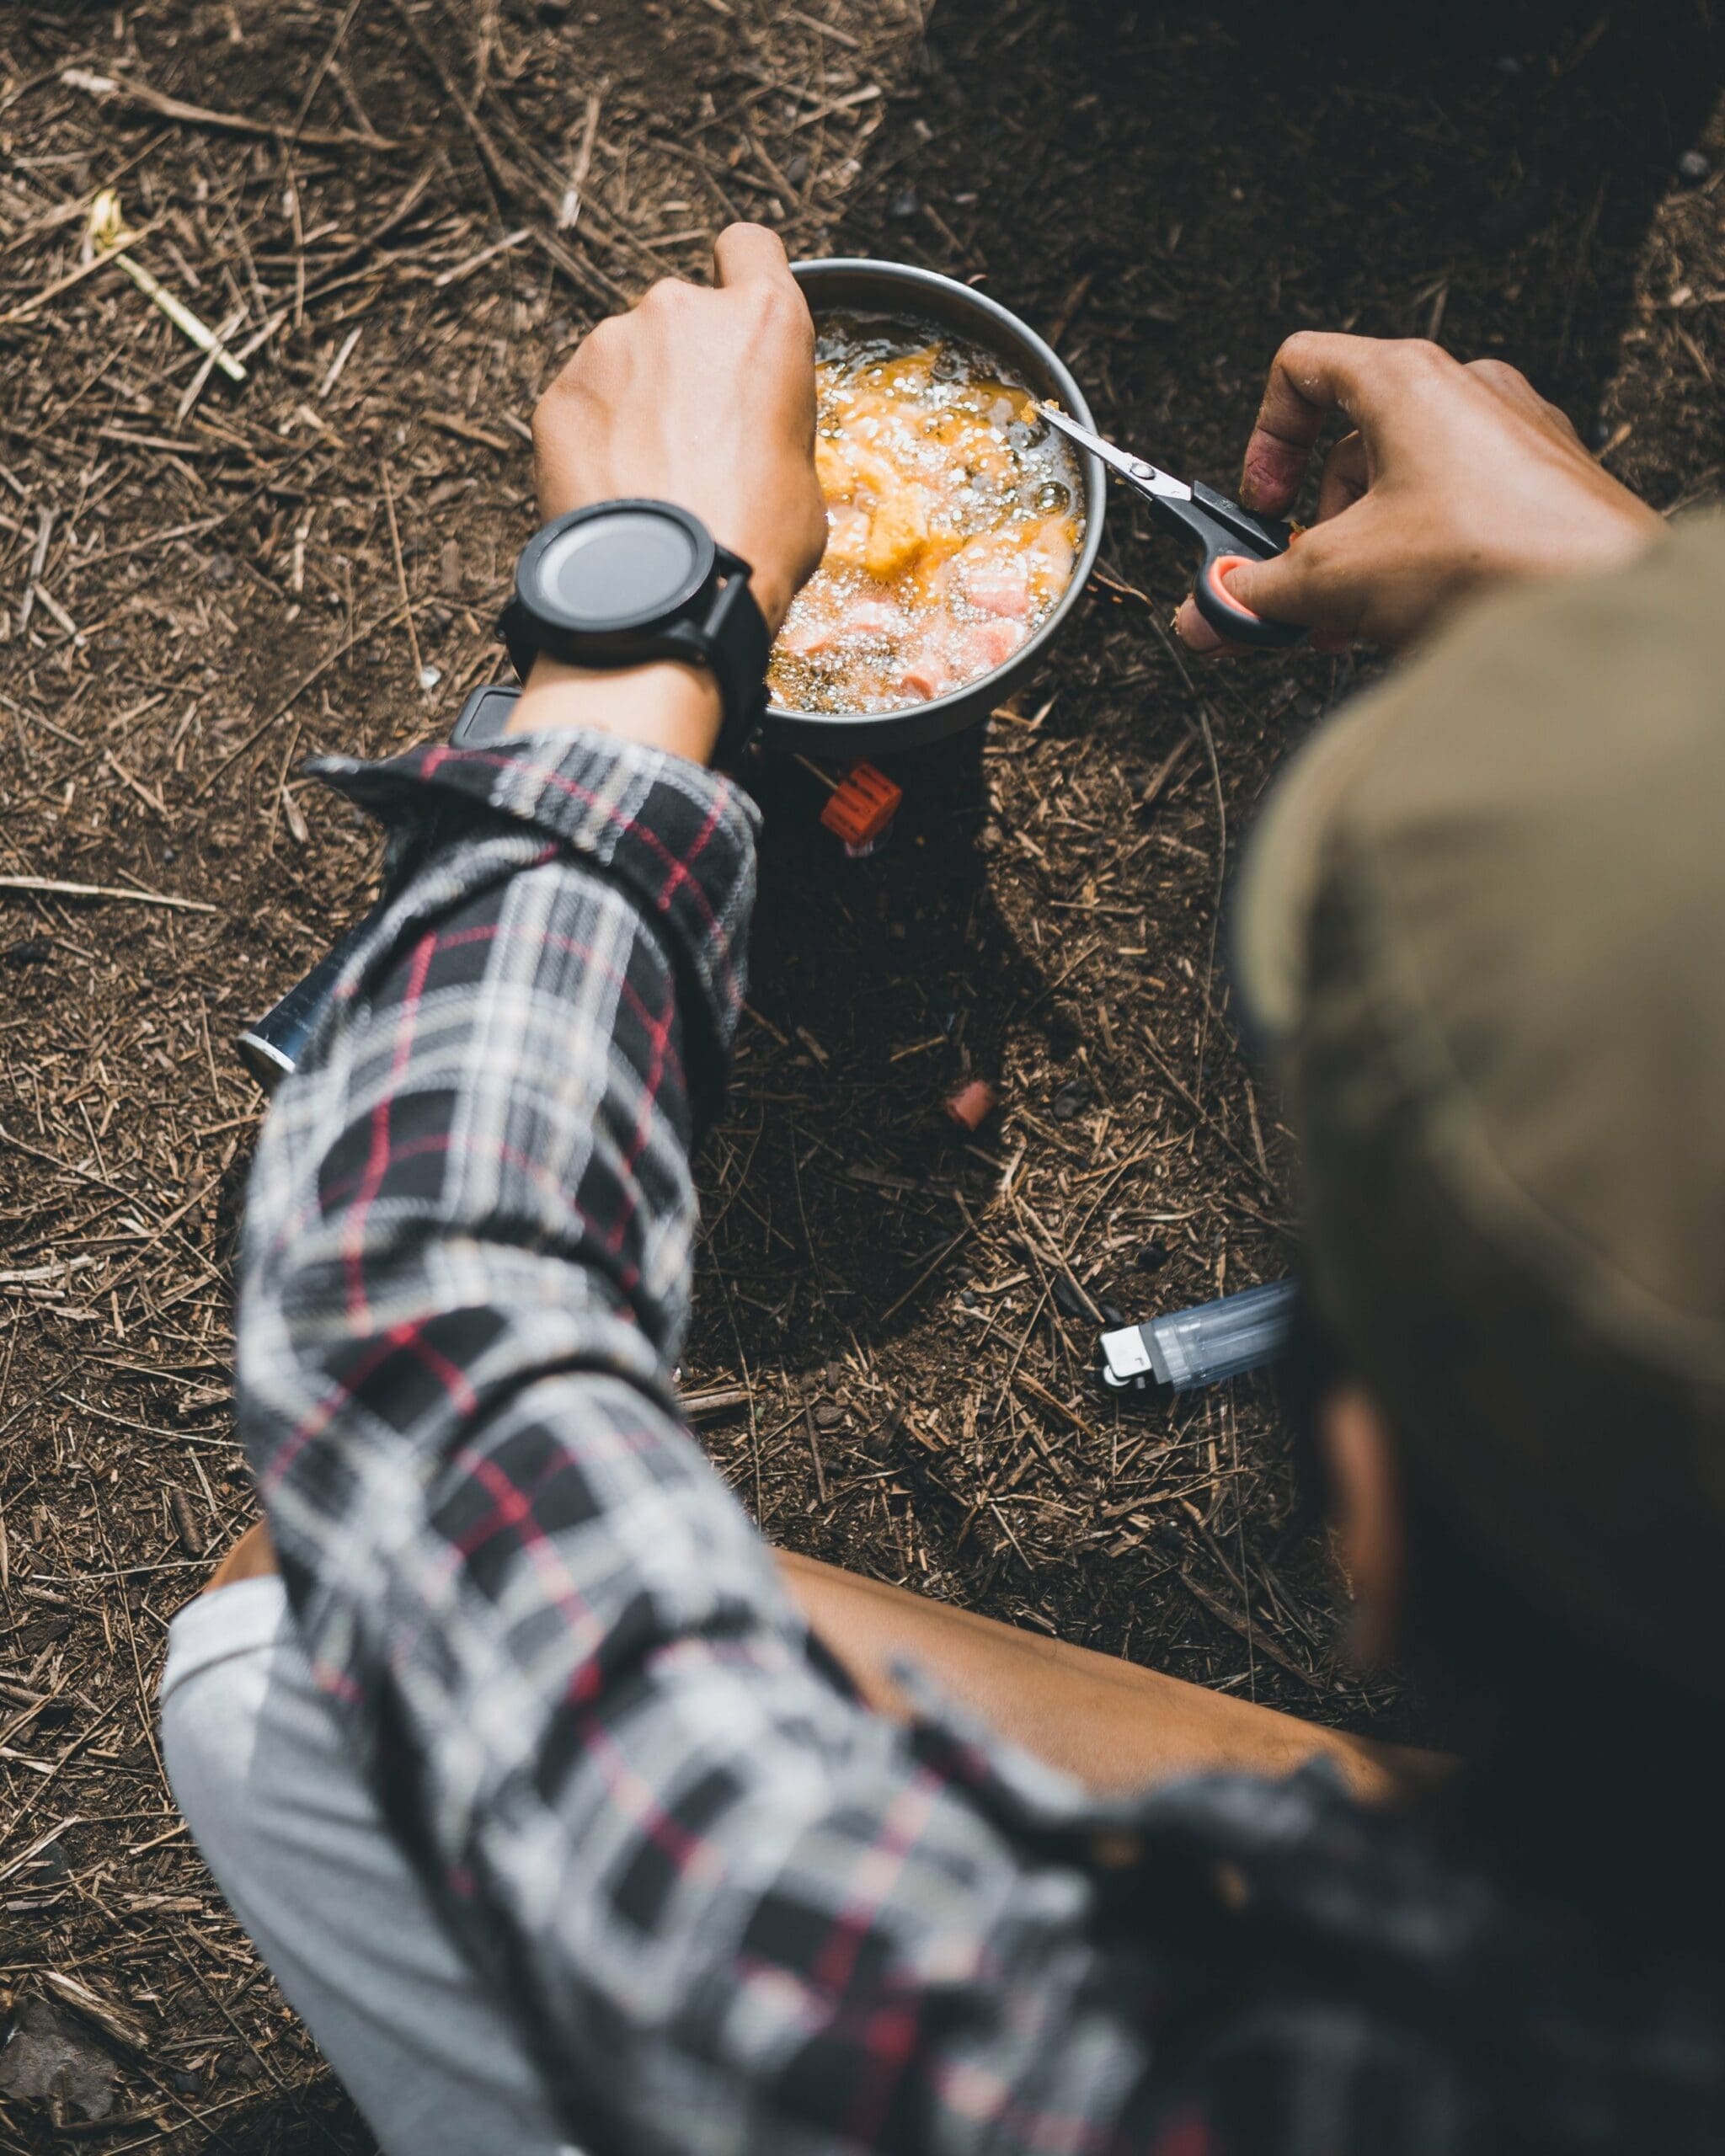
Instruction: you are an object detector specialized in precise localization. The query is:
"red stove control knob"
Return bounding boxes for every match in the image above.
[819,763,902,848]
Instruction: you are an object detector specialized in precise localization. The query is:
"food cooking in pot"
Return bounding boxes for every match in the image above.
[768,317,1085,715]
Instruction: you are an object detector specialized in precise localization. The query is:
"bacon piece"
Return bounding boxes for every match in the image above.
[952,616,1027,675]
[955,541,1032,619]
[894,631,957,702]
[837,596,900,639]
[1028,515,1076,583]
[777,610,837,659]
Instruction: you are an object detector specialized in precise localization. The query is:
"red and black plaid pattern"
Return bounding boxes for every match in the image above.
[236,729,1724,2154]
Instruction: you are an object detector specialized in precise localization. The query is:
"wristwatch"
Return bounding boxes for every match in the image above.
[497,499,772,763]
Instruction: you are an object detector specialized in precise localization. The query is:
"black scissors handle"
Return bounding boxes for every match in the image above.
[1151,481,1303,650]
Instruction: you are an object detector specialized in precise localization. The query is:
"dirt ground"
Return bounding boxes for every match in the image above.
[2,0,1722,2144]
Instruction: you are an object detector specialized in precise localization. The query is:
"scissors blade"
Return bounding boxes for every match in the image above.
[1033,401,1193,503]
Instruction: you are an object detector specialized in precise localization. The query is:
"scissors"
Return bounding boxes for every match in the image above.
[1036,403,1304,650]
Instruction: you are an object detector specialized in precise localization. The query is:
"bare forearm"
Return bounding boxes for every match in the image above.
[506,653,724,764]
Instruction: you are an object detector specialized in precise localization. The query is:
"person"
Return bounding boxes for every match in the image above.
[161,222,1725,2153]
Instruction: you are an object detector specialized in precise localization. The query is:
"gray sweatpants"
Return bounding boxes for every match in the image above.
[160,1577,582,2156]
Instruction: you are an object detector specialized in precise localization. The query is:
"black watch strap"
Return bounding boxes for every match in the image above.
[499,540,771,766]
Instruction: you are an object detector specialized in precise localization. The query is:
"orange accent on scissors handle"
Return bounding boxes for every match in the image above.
[1195,552,1304,650]
[820,763,902,846]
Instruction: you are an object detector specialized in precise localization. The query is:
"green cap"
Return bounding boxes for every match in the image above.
[1234,516,1725,1700]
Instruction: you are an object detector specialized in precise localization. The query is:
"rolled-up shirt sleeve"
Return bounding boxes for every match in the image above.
[237,728,1187,2156]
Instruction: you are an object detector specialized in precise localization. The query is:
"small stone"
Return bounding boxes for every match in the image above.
[1678,148,1712,183]
[1050,1273,1087,1318]
[3,937,53,966]
[814,1401,844,1431]
[785,152,810,186]
[172,2068,205,2096]
[206,551,237,584]
[417,664,443,691]
[1052,1077,1093,1122]
[0,2000,116,2121]
[1135,1241,1171,1272]
[889,187,920,220]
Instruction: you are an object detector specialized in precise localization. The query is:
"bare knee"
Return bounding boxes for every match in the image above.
[204,1519,277,1593]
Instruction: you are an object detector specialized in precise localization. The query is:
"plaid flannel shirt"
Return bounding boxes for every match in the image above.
[238,730,1719,2156]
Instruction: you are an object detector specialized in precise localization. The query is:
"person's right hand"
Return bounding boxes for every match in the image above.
[509,222,825,765]
[530,222,826,638]
[1173,334,1662,656]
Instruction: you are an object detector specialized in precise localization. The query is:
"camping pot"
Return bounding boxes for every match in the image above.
[762,258,1107,757]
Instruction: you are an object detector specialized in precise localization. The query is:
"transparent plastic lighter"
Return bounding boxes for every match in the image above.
[1098,1277,1298,1395]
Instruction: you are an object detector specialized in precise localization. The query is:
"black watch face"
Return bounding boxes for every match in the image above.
[523,504,712,632]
